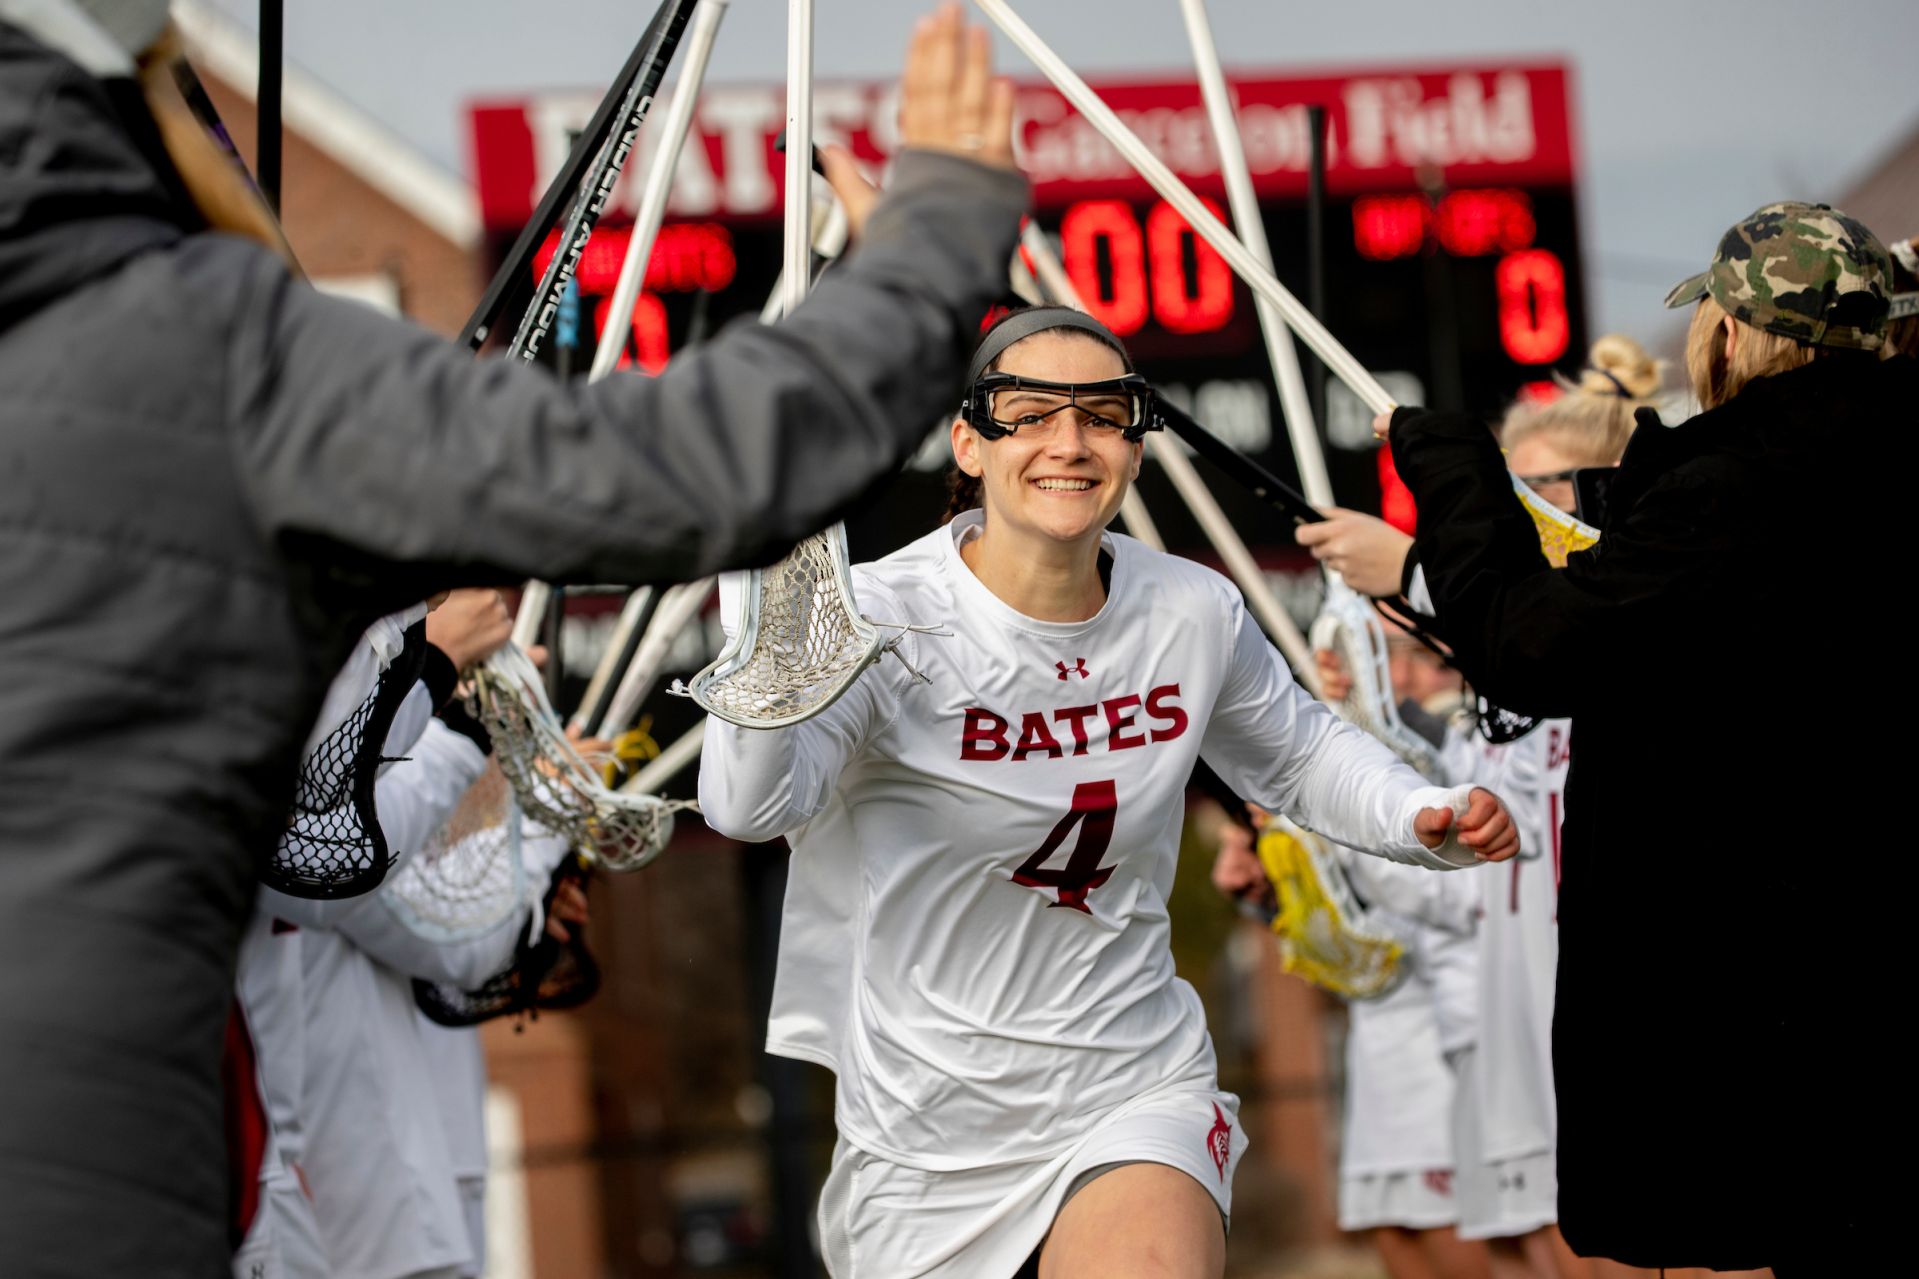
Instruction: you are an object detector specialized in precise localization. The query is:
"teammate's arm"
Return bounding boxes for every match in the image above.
[1383,405,1747,715]
[696,576,908,842]
[1201,601,1516,867]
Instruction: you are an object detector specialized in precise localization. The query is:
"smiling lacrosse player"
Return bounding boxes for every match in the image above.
[698,305,1520,1279]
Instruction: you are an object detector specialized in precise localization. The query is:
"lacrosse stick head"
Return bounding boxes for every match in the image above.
[682,524,885,728]
[1512,476,1600,567]
[471,644,680,872]
[412,860,603,1029]
[1257,822,1406,1001]
[1310,578,1445,781]
[382,760,529,944]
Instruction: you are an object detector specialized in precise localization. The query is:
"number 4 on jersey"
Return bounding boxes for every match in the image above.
[1013,780,1118,913]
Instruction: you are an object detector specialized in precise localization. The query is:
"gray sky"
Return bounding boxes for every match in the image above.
[204,0,1919,346]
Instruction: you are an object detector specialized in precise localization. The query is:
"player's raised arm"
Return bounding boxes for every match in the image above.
[1201,600,1518,869]
[696,574,913,842]
[223,8,1025,610]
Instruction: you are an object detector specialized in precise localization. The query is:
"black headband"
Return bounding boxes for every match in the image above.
[1589,367,1633,398]
[965,307,1132,386]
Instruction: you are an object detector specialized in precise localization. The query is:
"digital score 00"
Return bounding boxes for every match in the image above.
[477,60,1587,556]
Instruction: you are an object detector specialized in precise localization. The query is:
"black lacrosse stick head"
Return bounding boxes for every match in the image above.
[961,373,1162,443]
[412,858,601,1029]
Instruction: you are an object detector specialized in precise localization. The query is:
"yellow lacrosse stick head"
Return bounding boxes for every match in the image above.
[1256,827,1406,1001]
[1510,477,1600,567]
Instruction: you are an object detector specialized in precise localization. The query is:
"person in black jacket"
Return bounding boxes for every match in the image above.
[0,4,1026,1275]
[1378,202,1908,1275]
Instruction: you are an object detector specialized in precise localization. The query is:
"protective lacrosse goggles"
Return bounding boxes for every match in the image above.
[962,373,1163,442]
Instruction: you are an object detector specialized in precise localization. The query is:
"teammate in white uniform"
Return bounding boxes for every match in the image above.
[699,307,1520,1279]
[1298,336,1670,1279]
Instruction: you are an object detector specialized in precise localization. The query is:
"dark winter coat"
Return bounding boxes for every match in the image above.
[0,23,1025,1277]
[1389,353,1912,1272]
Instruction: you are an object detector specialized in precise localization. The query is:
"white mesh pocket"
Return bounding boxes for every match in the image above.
[384,761,528,944]
[682,524,887,728]
[471,644,686,872]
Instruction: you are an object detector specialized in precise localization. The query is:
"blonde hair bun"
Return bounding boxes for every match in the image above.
[1578,333,1662,401]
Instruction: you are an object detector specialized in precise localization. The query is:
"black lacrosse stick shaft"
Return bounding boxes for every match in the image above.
[258,0,283,213]
[458,0,693,351]
[1155,399,1324,527]
[501,0,698,365]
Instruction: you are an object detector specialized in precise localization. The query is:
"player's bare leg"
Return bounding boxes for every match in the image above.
[1374,1225,1491,1279]
[1487,1238,1545,1279]
[1528,1225,1588,1278]
[1592,1267,1772,1279]
[1038,1163,1224,1279]
[1376,1227,1444,1279]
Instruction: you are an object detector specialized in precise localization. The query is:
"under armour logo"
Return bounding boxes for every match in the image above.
[1056,659,1089,680]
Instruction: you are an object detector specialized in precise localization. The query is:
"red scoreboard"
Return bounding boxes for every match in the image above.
[469,61,1585,558]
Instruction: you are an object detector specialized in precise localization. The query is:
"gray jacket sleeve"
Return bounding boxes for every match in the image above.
[216,151,1026,597]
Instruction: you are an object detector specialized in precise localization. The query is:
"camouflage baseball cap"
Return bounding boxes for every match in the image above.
[1663,201,1891,351]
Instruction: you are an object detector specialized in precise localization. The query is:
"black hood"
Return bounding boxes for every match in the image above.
[0,21,188,332]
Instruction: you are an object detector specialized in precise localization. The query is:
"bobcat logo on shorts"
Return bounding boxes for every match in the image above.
[1206,1103,1232,1181]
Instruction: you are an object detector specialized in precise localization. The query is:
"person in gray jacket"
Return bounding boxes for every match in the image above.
[0,4,1024,1275]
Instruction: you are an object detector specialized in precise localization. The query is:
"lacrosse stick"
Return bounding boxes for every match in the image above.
[572,587,659,735]
[593,577,715,741]
[382,758,530,945]
[510,0,723,645]
[1018,219,1318,689]
[413,837,602,1028]
[1257,819,1407,1000]
[469,643,689,872]
[621,721,706,796]
[1177,0,1432,757]
[683,0,914,729]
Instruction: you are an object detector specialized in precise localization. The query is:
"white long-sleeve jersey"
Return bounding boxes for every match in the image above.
[700,515,1466,1170]
[1470,719,1568,1163]
[1341,963,1456,1178]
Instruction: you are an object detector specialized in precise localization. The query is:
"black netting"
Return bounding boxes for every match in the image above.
[413,863,600,1028]
[265,625,427,899]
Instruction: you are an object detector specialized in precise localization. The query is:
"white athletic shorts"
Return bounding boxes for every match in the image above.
[1449,1048,1557,1240]
[817,1088,1247,1279]
[1337,1168,1459,1232]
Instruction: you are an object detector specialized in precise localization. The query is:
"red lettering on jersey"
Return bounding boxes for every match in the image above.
[1053,704,1098,757]
[1013,779,1119,912]
[1546,726,1571,771]
[1145,683,1188,742]
[1012,712,1065,761]
[960,707,1011,761]
[1102,695,1147,749]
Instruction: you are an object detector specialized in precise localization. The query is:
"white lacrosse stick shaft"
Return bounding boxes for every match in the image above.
[783,0,813,317]
[759,196,848,323]
[1176,0,1331,507]
[597,578,715,738]
[621,721,705,795]
[571,585,653,734]
[974,0,1395,416]
[589,0,730,384]
[1018,218,1316,686]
